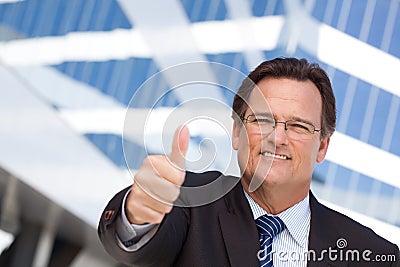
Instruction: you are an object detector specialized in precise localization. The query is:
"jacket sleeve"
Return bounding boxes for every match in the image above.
[97,186,189,267]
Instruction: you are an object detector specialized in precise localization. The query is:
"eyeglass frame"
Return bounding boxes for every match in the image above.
[241,114,321,137]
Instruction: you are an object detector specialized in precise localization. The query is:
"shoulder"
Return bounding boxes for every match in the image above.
[310,193,399,256]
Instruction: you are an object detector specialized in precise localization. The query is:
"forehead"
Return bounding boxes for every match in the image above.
[247,78,322,120]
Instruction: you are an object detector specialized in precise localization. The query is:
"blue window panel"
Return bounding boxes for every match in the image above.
[51,1,72,35]
[379,180,395,197]
[313,160,330,183]
[345,81,371,139]
[85,134,148,170]
[121,59,159,107]
[332,165,353,189]
[180,0,227,22]
[51,1,84,36]
[344,0,367,39]
[71,62,86,81]
[263,47,288,61]
[105,0,128,30]
[99,61,116,96]
[85,0,127,32]
[64,62,79,77]
[0,0,132,38]
[52,62,67,73]
[21,0,39,36]
[0,2,29,36]
[206,53,248,76]
[367,0,391,49]
[390,108,400,155]
[51,58,159,106]
[82,62,98,87]
[148,78,179,108]
[87,0,108,31]
[0,5,6,23]
[58,0,86,35]
[320,161,396,197]
[251,0,285,17]
[84,133,126,168]
[128,59,167,107]
[252,0,269,17]
[155,92,180,108]
[206,53,248,106]
[293,47,327,68]
[331,70,350,132]
[122,137,149,170]
[89,61,108,90]
[389,5,400,57]
[332,0,344,26]
[312,0,327,22]
[355,172,375,194]
[368,90,393,149]
[329,0,344,29]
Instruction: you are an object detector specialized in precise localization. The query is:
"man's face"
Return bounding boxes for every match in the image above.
[232,78,330,193]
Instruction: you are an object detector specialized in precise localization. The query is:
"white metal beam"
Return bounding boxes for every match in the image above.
[59,107,400,189]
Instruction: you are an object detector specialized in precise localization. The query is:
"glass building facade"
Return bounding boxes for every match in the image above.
[0,0,399,266]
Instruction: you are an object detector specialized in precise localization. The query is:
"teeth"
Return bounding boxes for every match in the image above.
[261,151,289,160]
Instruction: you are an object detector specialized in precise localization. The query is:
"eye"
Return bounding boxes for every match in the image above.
[288,122,312,133]
[254,117,274,124]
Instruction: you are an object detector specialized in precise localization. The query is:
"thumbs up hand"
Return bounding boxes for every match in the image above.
[126,125,189,225]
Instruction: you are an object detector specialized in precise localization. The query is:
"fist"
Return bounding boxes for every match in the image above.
[125,125,189,225]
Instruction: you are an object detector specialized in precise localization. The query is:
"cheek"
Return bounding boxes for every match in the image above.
[237,133,261,170]
[292,142,318,170]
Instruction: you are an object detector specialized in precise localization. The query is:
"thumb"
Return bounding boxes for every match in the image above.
[168,125,189,170]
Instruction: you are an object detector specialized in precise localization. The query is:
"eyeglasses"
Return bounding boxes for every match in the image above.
[242,114,321,140]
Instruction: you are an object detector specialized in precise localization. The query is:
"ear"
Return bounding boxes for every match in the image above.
[316,136,330,163]
[232,120,240,150]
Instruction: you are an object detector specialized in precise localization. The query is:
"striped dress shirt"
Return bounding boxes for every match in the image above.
[244,192,310,267]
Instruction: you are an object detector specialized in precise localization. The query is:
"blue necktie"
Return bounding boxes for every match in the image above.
[255,215,285,267]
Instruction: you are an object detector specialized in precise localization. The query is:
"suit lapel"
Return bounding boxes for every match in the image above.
[216,186,349,267]
[218,182,260,267]
[308,192,348,267]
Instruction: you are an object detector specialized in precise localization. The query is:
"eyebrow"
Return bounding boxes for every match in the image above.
[290,116,318,127]
[251,112,274,119]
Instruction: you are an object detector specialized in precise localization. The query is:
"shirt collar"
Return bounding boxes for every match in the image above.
[244,190,310,248]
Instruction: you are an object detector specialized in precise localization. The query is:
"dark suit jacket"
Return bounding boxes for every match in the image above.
[98,171,399,266]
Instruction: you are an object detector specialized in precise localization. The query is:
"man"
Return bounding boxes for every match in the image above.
[98,58,399,266]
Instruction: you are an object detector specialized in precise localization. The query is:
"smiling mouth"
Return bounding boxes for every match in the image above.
[261,151,291,160]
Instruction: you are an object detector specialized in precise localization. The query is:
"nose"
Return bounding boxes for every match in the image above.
[273,121,287,131]
[272,121,289,145]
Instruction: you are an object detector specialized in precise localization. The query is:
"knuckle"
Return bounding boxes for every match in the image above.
[164,204,173,214]
[147,155,162,166]
[152,213,165,224]
[142,155,162,169]
[177,172,186,185]
[126,197,140,214]
[164,185,180,203]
